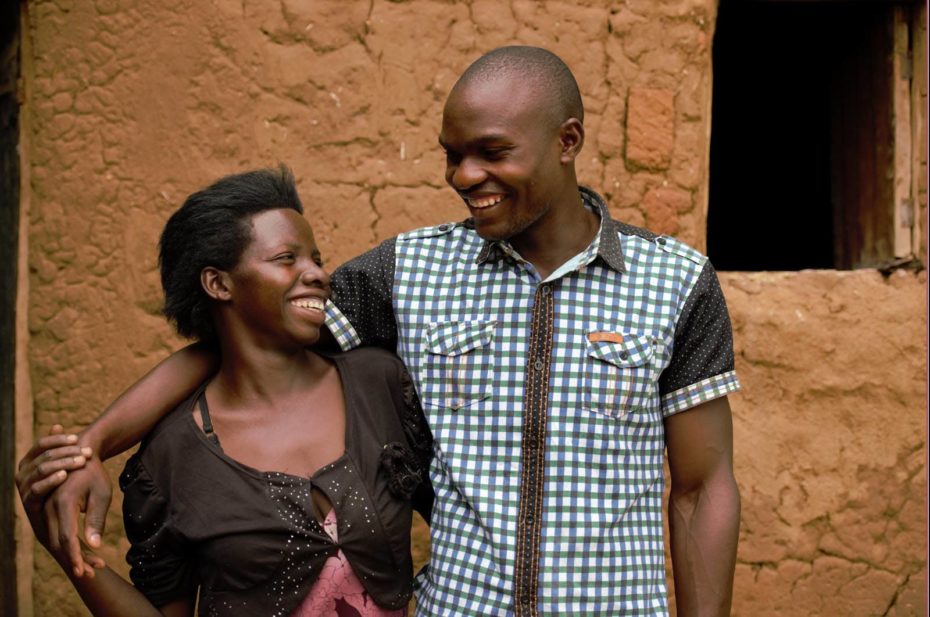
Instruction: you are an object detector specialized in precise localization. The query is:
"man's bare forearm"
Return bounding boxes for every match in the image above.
[664,396,739,617]
[79,343,218,459]
[668,470,740,617]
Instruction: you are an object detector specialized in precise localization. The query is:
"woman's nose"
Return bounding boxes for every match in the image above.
[300,262,330,286]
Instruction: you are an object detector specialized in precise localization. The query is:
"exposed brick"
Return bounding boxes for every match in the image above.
[642,185,691,235]
[625,86,676,170]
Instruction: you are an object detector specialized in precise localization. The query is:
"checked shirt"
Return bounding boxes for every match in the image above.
[324,187,740,616]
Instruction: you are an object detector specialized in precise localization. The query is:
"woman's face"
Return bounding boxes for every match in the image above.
[225,208,331,349]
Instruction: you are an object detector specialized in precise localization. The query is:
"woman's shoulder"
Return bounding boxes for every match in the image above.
[138,384,206,455]
[328,347,406,377]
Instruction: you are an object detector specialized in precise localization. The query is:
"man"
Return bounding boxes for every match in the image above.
[24,47,740,616]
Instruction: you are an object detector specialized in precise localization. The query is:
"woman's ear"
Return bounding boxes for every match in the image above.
[558,117,585,164]
[201,267,233,301]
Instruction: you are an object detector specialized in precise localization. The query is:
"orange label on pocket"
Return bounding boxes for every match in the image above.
[587,331,624,344]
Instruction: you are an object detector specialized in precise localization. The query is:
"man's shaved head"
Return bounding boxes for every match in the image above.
[450,46,584,129]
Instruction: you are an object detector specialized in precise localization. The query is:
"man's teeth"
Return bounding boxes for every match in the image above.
[468,195,504,208]
[290,298,325,311]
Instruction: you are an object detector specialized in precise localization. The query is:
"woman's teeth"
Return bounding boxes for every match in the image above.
[468,195,504,208]
[290,298,324,311]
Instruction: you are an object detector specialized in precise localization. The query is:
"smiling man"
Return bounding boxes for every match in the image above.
[327,47,741,616]
[23,47,740,617]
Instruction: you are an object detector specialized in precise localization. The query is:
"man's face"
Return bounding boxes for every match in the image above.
[439,78,566,244]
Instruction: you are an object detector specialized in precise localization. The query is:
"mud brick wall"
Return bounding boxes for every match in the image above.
[15,1,925,615]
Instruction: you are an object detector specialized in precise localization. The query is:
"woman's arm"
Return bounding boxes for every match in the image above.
[63,566,195,617]
[43,343,219,577]
[18,429,196,617]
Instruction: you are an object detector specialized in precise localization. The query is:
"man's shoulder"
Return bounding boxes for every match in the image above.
[581,186,707,269]
[397,219,477,243]
[608,218,707,268]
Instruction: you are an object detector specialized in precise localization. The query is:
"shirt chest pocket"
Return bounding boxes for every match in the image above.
[422,320,497,411]
[583,331,658,418]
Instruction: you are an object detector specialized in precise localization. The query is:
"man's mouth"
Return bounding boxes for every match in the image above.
[466,194,505,209]
[289,297,325,312]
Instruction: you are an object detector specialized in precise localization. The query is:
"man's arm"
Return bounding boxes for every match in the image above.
[664,395,740,617]
[47,343,219,576]
[327,238,399,352]
[80,342,218,458]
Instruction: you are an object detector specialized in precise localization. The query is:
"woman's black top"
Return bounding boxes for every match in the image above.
[119,348,434,616]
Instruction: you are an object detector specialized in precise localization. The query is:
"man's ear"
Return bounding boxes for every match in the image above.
[558,118,584,164]
[201,267,233,301]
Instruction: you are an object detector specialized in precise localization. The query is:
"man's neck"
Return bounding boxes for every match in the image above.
[510,194,601,280]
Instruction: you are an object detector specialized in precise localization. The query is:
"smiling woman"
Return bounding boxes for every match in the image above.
[16,166,434,617]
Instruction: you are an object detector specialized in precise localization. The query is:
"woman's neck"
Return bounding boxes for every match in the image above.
[209,339,330,410]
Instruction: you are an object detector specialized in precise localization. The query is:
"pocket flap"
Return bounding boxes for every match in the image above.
[586,331,655,368]
[426,320,496,356]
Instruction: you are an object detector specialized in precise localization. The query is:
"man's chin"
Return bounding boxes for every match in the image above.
[473,223,508,242]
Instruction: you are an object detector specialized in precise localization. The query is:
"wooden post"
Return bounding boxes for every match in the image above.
[0,1,21,615]
[892,5,915,259]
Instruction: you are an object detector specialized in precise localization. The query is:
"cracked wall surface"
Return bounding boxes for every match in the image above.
[16,0,926,615]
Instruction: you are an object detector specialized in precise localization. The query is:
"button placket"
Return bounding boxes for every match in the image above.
[513,283,554,617]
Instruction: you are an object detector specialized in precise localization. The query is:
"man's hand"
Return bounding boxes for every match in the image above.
[16,425,90,502]
[16,425,109,577]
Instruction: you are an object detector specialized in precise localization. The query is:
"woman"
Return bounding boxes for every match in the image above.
[16,166,433,616]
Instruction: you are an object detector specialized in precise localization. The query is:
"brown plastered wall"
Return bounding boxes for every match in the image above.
[17,1,925,615]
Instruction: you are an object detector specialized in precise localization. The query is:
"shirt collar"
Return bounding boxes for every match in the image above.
[474,186,627,274]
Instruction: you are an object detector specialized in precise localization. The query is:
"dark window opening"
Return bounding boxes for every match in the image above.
[708,0,913,271]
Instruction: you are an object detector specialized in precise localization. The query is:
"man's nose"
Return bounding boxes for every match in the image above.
[449,157,487,190]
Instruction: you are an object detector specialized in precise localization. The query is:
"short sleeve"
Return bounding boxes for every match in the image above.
[119,454,198,607]
[659,262,741,416]
[329,238,398,352]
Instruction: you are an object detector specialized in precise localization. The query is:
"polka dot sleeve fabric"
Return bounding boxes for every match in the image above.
[659,261,736,398]
[330,238,399,352]
[119,454,198,607]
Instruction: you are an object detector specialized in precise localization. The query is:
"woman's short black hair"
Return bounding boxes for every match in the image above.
[159,165,304,342]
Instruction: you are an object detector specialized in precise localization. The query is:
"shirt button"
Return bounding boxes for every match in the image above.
[438,224,450,231]
[619,351,629,360]
[534,359,544,371]
[656,237,666,245]
[540,285,551,295]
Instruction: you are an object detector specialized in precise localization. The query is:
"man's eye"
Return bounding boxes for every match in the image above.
[484,149,509,160]
[444,149,462,165]
[274,253,295,262]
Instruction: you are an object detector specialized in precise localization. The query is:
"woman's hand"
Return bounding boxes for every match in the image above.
[16,425,107,577]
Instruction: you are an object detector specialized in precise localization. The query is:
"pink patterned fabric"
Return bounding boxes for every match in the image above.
[291,509,407,617]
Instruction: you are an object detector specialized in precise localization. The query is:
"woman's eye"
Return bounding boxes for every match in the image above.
[274,253,295,263]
